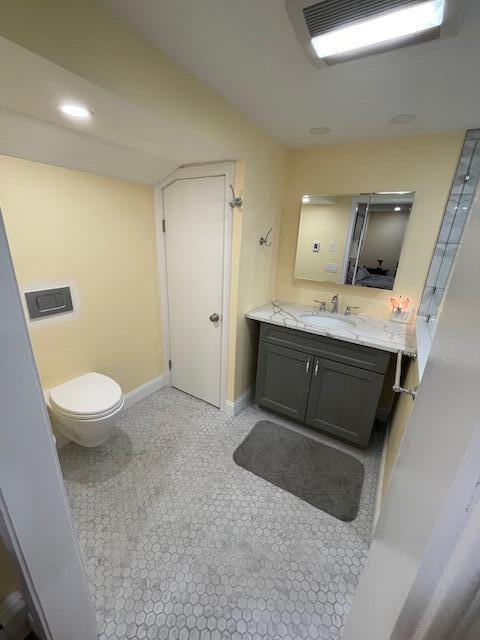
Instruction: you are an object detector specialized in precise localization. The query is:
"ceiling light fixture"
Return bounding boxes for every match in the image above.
[311,0,445,59]
[394,206,402,211]
[309,126,331,136]
[390,113,417,124]
[58,103,93,119]
[303,195,311,203]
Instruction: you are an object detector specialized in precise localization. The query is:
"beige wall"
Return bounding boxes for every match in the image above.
[295,197,351,283]
[360,210,409,272]
[0,0,289,402]
[277,132,464,318]
[230,159,288,399]
[0,155,162,393]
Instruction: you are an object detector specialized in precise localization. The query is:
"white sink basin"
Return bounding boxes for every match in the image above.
[300,314,353,330]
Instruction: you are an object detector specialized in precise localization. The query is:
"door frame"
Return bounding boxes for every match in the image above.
[0,211,97,640]
[340,195,366,285]
[154,162,234,411]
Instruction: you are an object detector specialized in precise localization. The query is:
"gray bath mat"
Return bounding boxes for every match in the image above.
[233,420,364,522]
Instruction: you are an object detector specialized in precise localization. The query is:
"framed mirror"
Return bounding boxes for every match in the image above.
[294,191,415,291]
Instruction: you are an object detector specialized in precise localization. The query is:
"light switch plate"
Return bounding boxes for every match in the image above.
[312,241,320,253]
[325,263,338,273]
[328,242,335,252]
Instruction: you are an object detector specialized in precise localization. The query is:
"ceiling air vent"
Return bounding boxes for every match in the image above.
[286,0,464,67]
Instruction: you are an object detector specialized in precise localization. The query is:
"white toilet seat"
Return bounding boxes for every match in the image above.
[49,372,123,416]
[51,395,125,421]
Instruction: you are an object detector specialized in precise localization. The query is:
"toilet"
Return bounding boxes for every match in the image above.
[46,372,125,447]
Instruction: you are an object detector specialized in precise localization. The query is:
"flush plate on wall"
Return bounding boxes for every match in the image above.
[285,0,465,68]
[25,286,73,319]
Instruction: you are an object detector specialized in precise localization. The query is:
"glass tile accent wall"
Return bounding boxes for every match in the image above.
[418,129,480,321]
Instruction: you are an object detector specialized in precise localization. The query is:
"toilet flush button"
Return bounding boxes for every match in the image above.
[25,286,73,319]
[37,294,62,311]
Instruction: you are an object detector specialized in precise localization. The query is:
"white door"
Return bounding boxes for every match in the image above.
[163,175,225,407]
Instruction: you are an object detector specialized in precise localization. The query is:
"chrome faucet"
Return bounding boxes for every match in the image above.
[331,294,339,314]
[344,305,360,316]
[313,299,326,312]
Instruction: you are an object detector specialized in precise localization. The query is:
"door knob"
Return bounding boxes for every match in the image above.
[209,313,220,323]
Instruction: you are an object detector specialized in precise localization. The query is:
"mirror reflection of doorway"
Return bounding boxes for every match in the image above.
[346,192,414,290]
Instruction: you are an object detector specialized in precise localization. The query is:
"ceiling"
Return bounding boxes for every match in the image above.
[0,37,230,184]
[100,0,480,147]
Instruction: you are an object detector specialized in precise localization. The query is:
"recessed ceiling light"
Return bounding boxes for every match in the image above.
[311,0,445,59]
[390,113,417,124]
[309,126,331,136]
[58,103,93,119]
[302,195,311,203]
[394,206,402,211]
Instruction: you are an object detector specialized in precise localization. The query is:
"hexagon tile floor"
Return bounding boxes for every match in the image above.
[59,387,382,640]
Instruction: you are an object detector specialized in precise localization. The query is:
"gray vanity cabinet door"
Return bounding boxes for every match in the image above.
[256,342,312,422]
[306,357,384,447]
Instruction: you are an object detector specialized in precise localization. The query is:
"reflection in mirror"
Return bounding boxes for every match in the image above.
[295,191,415,291]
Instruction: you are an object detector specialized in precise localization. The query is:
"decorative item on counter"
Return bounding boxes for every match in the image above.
[259,228,272,247]
[228,184,243,209]
[390,296,412,323]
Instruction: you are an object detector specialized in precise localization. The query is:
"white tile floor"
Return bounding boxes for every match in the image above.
[59,387,382,640]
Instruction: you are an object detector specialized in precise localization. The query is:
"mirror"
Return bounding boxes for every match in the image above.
[295,191,415,291]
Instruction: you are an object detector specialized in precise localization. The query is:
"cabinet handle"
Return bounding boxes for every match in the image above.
[314,360,319,376]
[306,358,311,374]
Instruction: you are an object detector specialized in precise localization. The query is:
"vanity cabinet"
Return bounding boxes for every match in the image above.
[256,342,312,422]
[255,323,390,447]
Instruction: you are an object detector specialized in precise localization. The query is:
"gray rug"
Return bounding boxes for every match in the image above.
[233,420,365,522]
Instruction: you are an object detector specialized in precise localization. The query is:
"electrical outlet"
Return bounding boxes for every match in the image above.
[325,263,338,273]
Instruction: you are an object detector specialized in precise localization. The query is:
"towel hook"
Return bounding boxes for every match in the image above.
[229,184,243,209]
[259,228,272,247]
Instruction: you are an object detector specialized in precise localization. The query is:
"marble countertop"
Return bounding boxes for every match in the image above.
[246,301,416,356]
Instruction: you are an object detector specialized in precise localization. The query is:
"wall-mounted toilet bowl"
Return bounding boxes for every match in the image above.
[46,372,125,447]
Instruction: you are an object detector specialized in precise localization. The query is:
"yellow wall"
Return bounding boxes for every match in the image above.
[295,197,351,283]
[0,538,17,602]
[277,132,464,318]
[382,358,419,498]
[0,155,162,393]
[0,0,289,402]
[230,159,288,398]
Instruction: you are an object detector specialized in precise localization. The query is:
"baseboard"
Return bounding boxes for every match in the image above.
[224,386,254,417]
[124,372,171,409]
[0,591,30,640]
[372,422,390,536]
[52,373,171,449]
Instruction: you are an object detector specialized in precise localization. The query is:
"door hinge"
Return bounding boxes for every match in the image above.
[162,219,166,233]
[168,359,172,370]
